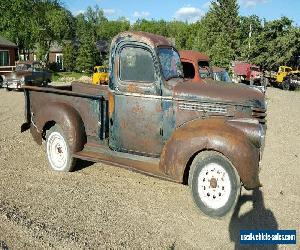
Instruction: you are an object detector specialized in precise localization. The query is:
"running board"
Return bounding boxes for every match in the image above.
[73,144,175,182]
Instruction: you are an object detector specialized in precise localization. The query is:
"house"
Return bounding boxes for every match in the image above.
[48,41,64,70]
[0,36,17,70]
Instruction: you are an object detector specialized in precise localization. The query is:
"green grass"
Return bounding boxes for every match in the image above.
[52,72,91,82]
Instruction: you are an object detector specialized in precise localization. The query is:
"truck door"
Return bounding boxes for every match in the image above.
[32,63,43,83]
[109,44,163,157]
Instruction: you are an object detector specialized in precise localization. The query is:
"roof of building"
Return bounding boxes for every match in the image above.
[0,36,17,47]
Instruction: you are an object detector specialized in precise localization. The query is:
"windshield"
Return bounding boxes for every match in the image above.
[158,48,183,80]
[98,67,108,73]
[250,66,260,72]
[214,71,231,82]
[15,64,30,71]
[198,61,212,79]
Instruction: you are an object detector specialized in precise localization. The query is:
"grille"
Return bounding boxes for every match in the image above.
[179,102,228,114]
[252,107,267,124]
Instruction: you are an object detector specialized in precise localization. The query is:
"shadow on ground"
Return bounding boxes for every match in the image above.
[229,189,278,250]
[74,159,95,171]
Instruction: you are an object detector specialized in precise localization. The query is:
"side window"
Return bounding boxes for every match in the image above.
[182,62,195,79]
[34,64,42,71]
[120,47,155,83]
[0,51,9,66]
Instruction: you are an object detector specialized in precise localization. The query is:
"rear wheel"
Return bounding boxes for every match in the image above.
[46,124,76,172]
[282,79,290,90]
[188,151,241,218]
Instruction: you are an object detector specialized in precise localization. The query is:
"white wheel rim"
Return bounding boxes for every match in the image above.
[47,132,68,170]
[197,163,231,209]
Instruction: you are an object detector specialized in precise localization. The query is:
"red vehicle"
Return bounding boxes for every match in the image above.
[232,62,262,84]
[180,50,212,82]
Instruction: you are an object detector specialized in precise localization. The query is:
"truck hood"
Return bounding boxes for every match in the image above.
[173,78,265,108]
[5,71,30,80]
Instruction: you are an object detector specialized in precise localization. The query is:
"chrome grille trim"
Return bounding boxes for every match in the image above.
[178,102,228,114]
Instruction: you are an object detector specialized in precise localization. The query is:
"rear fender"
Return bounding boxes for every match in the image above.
[34,103,86,153]
[159,118,260,189]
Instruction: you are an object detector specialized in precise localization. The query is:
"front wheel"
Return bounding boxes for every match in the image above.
[188,151,241,218]
[46,124,76,172]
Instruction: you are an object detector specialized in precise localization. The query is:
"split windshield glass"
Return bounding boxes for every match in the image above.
[158,48,183,80]
[199,61,212,79]
[15,64,30,71]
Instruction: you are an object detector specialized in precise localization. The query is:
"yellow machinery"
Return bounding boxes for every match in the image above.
[276,66,293,83]
[92,66,109,85]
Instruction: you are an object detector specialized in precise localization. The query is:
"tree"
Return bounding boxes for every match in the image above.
[247,17,300,70]
[76,35,98,72]
[62,42,77,71]
[32,1,74,63]
[97,18,130,41]
[0,0,36,57]
[193,0,240,68]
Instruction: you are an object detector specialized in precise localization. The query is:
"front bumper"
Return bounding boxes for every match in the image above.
[4,80,23,89]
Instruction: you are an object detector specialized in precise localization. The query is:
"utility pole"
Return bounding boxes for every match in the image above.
[248,23,252,60]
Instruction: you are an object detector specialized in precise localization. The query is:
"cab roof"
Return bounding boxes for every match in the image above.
[179,50,210,62]
[111,31,172,48]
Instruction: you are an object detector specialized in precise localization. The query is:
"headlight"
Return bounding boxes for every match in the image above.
[20,76,25,84]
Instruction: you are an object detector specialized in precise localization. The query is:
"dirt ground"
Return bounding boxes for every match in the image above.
[0,87,299,249]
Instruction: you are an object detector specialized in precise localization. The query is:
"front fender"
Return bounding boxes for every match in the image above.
[34,102,86,153]
[159,118,260,189]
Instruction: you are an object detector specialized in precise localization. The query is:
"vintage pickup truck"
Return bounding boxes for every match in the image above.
[3,61,51,90]
[21,32,267,218]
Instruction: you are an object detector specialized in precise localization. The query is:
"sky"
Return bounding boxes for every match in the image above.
[63,0,300,25]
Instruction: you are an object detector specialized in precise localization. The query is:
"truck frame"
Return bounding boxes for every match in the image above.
[22,32,267,218]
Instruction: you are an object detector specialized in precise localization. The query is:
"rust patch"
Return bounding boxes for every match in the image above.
[132,105,143,114]
[127,84,138,93]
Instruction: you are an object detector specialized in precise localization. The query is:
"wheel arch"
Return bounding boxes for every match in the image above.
[35,102,87,153]
[160,118,261,189]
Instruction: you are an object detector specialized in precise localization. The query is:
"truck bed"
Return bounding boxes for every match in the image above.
[23,82,110,142]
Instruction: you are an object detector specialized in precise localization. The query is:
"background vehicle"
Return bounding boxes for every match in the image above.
[276,66,292,84]
[179,50,212,82]
[92,66,109,85]
[22,32,267,218]
[282,70,300,90]
[3,61,51,90]
[263,66,300,90]
[232,62,262,85]
[212,66,231,82]
[180,51,266,93]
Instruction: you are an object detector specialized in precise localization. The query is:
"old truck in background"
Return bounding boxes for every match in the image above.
[3,61,51,90]
[179,50,213,82]
[232,62,262,84]
[263,66,300,91]
[180,50,265,93]
[22,32,267,218]
[92,65,109,85]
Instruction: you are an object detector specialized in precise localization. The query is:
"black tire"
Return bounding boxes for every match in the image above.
[282,80,290,90]
[45,124,77,172]
[6,88,12,92]
[188,151,241,218]
[43,79,51,87]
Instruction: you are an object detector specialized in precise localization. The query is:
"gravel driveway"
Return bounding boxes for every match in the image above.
[0,87,299,249]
